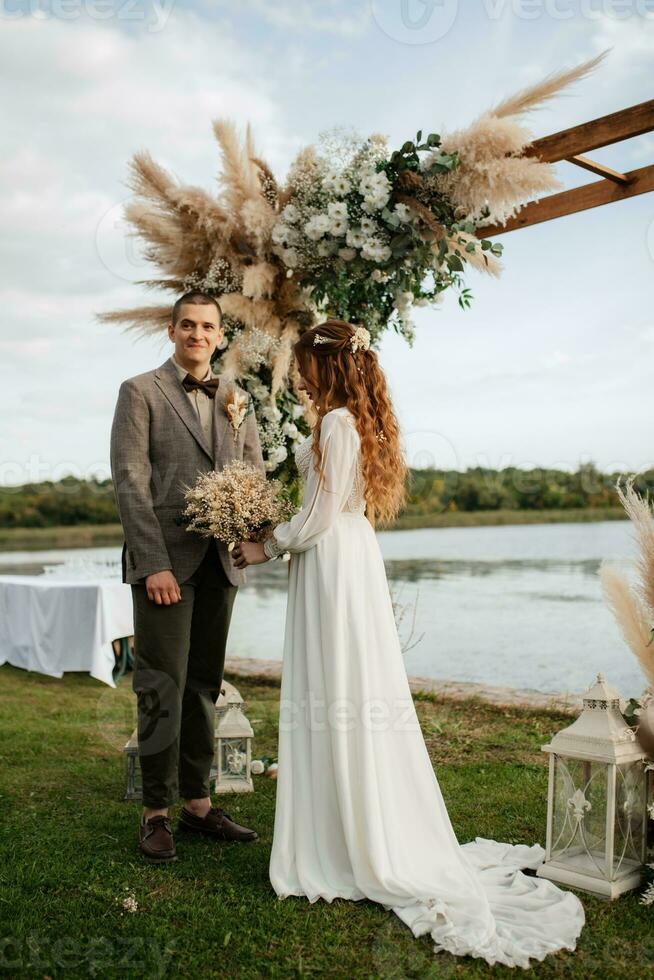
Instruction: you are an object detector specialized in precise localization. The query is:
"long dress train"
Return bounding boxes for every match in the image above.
[264,407,584,969]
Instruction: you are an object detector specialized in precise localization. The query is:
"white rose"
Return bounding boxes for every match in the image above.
[291,403,305,419]
[282,421,299,438]
[283,247,298,268]
[338,247,357,261]
[269,445,288,466]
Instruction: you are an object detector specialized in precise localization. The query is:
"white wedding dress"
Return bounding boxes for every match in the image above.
[264,407,584,968]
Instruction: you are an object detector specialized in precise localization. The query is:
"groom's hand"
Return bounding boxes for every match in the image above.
[232,541,269,569]
[145,570,182,605]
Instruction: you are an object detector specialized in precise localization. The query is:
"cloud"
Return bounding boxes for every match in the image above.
[1,3,652,480]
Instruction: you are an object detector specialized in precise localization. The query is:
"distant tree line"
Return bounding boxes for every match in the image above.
[0,464,648,529]
[403,462,649,518]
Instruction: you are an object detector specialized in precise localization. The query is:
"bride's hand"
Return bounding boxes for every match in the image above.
[232,541,269,568]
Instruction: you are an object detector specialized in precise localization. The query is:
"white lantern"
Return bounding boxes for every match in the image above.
[123,681,254,800]
[538,673,648,899]
[213,691,254,794]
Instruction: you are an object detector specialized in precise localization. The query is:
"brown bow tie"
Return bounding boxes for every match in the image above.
[182,374,220,398]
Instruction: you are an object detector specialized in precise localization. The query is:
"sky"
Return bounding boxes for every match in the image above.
[1,0,653,485]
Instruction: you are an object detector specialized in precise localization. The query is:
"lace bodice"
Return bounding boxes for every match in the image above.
[294,426,365,516]
[263,408,365,559]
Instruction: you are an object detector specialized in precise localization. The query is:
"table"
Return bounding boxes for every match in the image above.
[0,575,134,688]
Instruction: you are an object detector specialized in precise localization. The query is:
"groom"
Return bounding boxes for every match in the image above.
[110,290,264,862]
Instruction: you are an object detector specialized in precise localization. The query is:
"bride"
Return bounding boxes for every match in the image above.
[232,319,584,968]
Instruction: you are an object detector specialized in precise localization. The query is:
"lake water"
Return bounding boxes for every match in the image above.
[0,520,645,698]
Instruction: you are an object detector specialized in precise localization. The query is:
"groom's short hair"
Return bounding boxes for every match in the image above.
[172,291,222,326]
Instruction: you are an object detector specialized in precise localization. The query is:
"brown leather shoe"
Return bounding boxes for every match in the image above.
[178,805,258,842]
[139,814,177,863]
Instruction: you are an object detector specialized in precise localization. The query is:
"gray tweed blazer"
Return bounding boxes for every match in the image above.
[110,357,265,587]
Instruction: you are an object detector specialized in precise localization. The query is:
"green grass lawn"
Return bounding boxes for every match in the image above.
[0,664,651,979]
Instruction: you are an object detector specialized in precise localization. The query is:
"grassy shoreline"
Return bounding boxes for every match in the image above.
[0,663,650,978]
[0,507,627,552]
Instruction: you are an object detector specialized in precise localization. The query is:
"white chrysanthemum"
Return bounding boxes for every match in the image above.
[327,201,348,220]
[359,170,390,198]
[322,171,339,192]
[282,420,299,438]
[281,203,300,223]
[393,203,412,222]
[360,216,377,235]
[249,383,269,401]
[282,247,298,267]
[363,189,390,211]
[395,290,414,311]
[329,218,348,237]
[361,238,391,263]
[262,402,282,422]
[345,227,365,249]
[338,247,357,261]
[304,214,332,241]
[271,222,292,245]
[317,239,338,257]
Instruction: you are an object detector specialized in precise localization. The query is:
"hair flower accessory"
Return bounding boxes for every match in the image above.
[350,326,371,353]
[312,333,331,346]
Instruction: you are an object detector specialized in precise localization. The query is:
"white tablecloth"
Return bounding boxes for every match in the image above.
[0,575,133,688]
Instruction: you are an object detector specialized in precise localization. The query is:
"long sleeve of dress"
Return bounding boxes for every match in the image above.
[264,411,360,558]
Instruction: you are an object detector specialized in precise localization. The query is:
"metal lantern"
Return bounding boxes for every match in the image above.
[123,728,142,801]
[213,691,254,794]
[123,681,254,800]
[538,673,648,899]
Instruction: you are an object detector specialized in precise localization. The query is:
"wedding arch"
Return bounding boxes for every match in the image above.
[100,53,653,489]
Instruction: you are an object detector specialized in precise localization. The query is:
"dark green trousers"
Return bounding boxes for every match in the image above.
[131,540,237,808]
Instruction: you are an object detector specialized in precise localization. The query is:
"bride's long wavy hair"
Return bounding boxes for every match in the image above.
[293,320,408,525]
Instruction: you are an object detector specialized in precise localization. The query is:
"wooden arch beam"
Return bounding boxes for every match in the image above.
[477,100,654,237]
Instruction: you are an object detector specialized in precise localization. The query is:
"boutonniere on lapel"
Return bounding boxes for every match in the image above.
[224,385,253,442]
